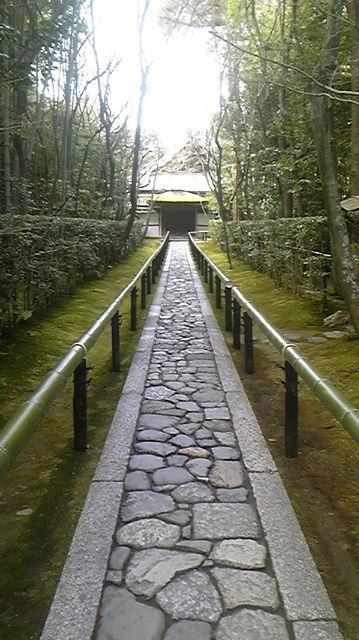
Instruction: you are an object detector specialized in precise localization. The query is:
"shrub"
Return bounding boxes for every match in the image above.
[0,215,143,335]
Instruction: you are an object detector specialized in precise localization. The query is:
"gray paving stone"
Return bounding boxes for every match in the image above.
[175,539,212,554]
[196,428,212,438]
[109,547,130,571]
[125,549,204,597]
[106,570,123,585]
[203,419,230,432]
[145,385,175,400]
[216,609,290,640]
[167,454,188,466]
[152,467,194,486]
[216,488,248,502]
[163,621,211,640]
[171,434,195,447]
[164,427,180,435]
[139,414,180,429]
[96,587,165,640]
[121,491,175,522]
[182,524,191,538]
[141,401,174,413]
[198,439,216,447]
[117,519,180,549]
[192,389,224,404]
[156,570,222,622]
[171,482,214,503]
[185,458,211,477]
[135,442,177,456]
[211,446,240,460]
[204,407,230,420]
[210,539,267,568]
[193,503,260,539]
[129,454,165,472]
[178,447,210,458]
[214,432,237,446]
[160,510,191,526]
[124,471,151,491]
[293,621,343,640]
[186,412,203,422]
[212,567,280,610]
[137,429,170,442]
[176,423,198,435]
[209,460,245,488]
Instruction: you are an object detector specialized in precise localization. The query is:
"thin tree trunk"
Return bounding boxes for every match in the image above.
[1,41,11,213]
[311,0,359,333]
[346,0,359,194]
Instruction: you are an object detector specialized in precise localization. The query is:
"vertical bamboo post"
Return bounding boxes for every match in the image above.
[73,359,88,451]
[244,312,254,373]
[285,362,299,458]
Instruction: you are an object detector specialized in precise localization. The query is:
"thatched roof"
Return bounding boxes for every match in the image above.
[153,191,207,204]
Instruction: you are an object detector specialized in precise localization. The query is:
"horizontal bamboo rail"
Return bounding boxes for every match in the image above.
[0,233,170,478]
[189,233,359,454]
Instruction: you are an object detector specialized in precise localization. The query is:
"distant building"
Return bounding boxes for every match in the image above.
[138,171,212,237]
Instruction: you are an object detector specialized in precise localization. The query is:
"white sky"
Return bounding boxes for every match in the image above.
[92,0,221,152]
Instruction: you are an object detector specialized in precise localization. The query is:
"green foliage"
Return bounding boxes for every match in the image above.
[0,215,143,335]
[209,217,332,296]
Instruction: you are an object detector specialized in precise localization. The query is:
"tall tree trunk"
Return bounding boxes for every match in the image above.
[311,0,359,333]
[346,0,359,194]
[1,40,11,214]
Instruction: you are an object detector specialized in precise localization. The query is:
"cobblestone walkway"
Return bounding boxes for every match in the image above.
[93,243,297,640]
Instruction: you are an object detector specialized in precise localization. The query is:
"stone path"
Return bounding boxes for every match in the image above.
[41,242,343,640]
[92,243,342,640]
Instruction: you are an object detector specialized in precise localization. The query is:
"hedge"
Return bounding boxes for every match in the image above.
[0,215,143,335]
[209,218,331,296]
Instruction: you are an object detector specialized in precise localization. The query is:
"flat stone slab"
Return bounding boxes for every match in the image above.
[117,519,180,549]
[292,621,343,640]
[96,587,165,640]
[145,386,175,400]
[193,504,260,540]
[121,491,175,522]
[192,389,224,404]
[210,539,266,568]
[137,429,170,442]
[178,447,210,458]
[152,467,193,486]
[160,510,191,526]
[163,621,211,640]
[216,488,248,502]
[212,567,280,610]
[170,434,195,447]
[141,401,174,413]
[209,461,245,488]
[175,540,212,554]
[139,415,180,429]
[204,407,230,420]
[135,442,177,457]
[171,482,214,503]
[109,547,130,570]
[211,446,240,460]
[185,458,212,477]
[129,454,165,472]
[216,609,290,640]
[125,549,204,597]
[214,432,236,446]
[124,471,151,491]
[156,570,222,622]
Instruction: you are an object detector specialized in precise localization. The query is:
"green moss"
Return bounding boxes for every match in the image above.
[0,239,160,640]
[200,240,359,640]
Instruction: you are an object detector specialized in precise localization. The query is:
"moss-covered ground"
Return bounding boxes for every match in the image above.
[199,240,359,640]
[0,239,160,640]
